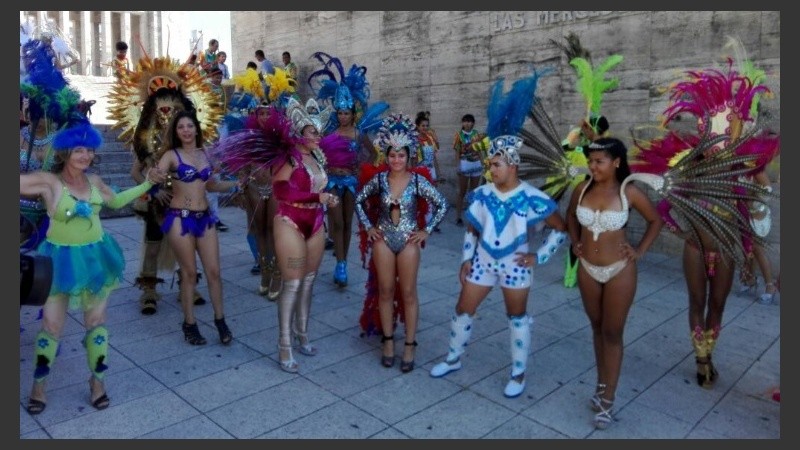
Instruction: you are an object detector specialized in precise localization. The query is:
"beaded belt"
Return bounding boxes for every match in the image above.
[168,208,209,218]
[285,201,321,209]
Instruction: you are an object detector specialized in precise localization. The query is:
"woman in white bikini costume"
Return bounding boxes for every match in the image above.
[566,137,663,429]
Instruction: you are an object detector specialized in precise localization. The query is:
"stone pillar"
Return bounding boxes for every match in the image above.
[122,12,131,49]
[139,12,149,58]
[101,11,113,77]
[81,11,93,76]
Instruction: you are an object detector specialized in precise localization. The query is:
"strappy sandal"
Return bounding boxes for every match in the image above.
[278,345,299,373]
[593,397,614,429]
[89,378,110,410]
[26,398,46,415]
[381,334,395,368]
[696,355,718,388]
[294,334,317,356]
[400,341,418,373]
[590,383,607,412]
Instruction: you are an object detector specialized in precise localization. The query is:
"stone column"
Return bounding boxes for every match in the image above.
[81,11,93,76]
[122,12,131,49]
[101,11,113,77]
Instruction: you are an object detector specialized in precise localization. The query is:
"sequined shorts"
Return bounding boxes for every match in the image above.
[466,245,532,289]
[579,257,628,284]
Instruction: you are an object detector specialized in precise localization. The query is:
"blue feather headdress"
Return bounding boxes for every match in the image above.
[485,68,544,165]
[52,119,102,151]
[308,52,372,132]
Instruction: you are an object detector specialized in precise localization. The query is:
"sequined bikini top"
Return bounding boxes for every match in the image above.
[575,178,629,241]
[172,149,212,182]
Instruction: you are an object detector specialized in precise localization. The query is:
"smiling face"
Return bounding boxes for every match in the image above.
[417,119,430,133]
[176,117,198,147]
[68,146,95,170]
[386,148,409,172]
[586,149,619,183]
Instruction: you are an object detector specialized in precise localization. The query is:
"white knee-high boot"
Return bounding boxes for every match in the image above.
[504,314,532,398]
[430,313,473,378]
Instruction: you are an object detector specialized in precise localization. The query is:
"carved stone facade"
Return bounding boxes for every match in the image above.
[231,10,780,255]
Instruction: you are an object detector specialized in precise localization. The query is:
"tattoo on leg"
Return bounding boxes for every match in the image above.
[287,256,306,269]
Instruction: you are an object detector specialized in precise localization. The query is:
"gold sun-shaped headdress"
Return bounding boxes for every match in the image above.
[107,54,224,149]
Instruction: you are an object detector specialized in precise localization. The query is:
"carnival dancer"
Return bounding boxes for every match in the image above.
[212,97,349,372]
[429,70,567,398]
[354,113,448,372]
[308,52,388,287]
[565,137,663,429]
[154,110,239,345]
[108,50,225,315]
[20,119,166,415]
[630,61,779,392]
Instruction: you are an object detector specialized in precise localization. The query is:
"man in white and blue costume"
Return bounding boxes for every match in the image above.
[429,69,567,398]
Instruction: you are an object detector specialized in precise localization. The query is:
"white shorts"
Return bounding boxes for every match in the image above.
[466,244,532,289]
[459,159,483,177]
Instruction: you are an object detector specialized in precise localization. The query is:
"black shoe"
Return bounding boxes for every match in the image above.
[433,226,442,233]
[216,222,229,232]
[214,316,233,345]
[182,321,207,345]
[250,264,261,275]
[456,218,464,226]
[325,238,334,250]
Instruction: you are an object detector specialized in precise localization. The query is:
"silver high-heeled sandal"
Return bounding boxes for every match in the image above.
[593,397,615,429]
[590,383,607,412]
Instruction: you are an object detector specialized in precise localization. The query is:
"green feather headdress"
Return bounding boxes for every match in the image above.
[569,54,624,120]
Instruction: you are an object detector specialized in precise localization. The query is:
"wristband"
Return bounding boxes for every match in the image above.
[535,229,567,265]
[462,231,478,263]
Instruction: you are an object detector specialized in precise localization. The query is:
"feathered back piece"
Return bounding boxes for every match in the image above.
[629,121,778,266]
[264,67,297,103]
[357,101,391,135]
[722,36,769,118]
[663,62,769,143]
[570,54,624,118]
[19,37,81,126]
[211,106,298,175]
[232,68,267,103]
[550,31,592,64]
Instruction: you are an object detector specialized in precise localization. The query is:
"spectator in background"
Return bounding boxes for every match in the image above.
[111,41,129,79]
[217,51,230,79]
[282,51,298,80]
[255,49,274,76]
[198,39,219,74]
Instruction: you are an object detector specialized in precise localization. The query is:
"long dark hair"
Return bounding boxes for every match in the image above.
[585,137,631,184]
[166,110,203,151]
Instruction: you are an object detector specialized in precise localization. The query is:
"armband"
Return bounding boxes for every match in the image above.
[535,229,567,265]
[462,231,478,263]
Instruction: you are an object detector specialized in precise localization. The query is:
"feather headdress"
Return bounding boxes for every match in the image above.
[570,54,624,119]
[484,68,543,165]
[308,52,372,131]
[107,51,224,157]
[373,113,419,153]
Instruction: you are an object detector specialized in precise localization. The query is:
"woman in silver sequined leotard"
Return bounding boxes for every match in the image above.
[354,113,448,373]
